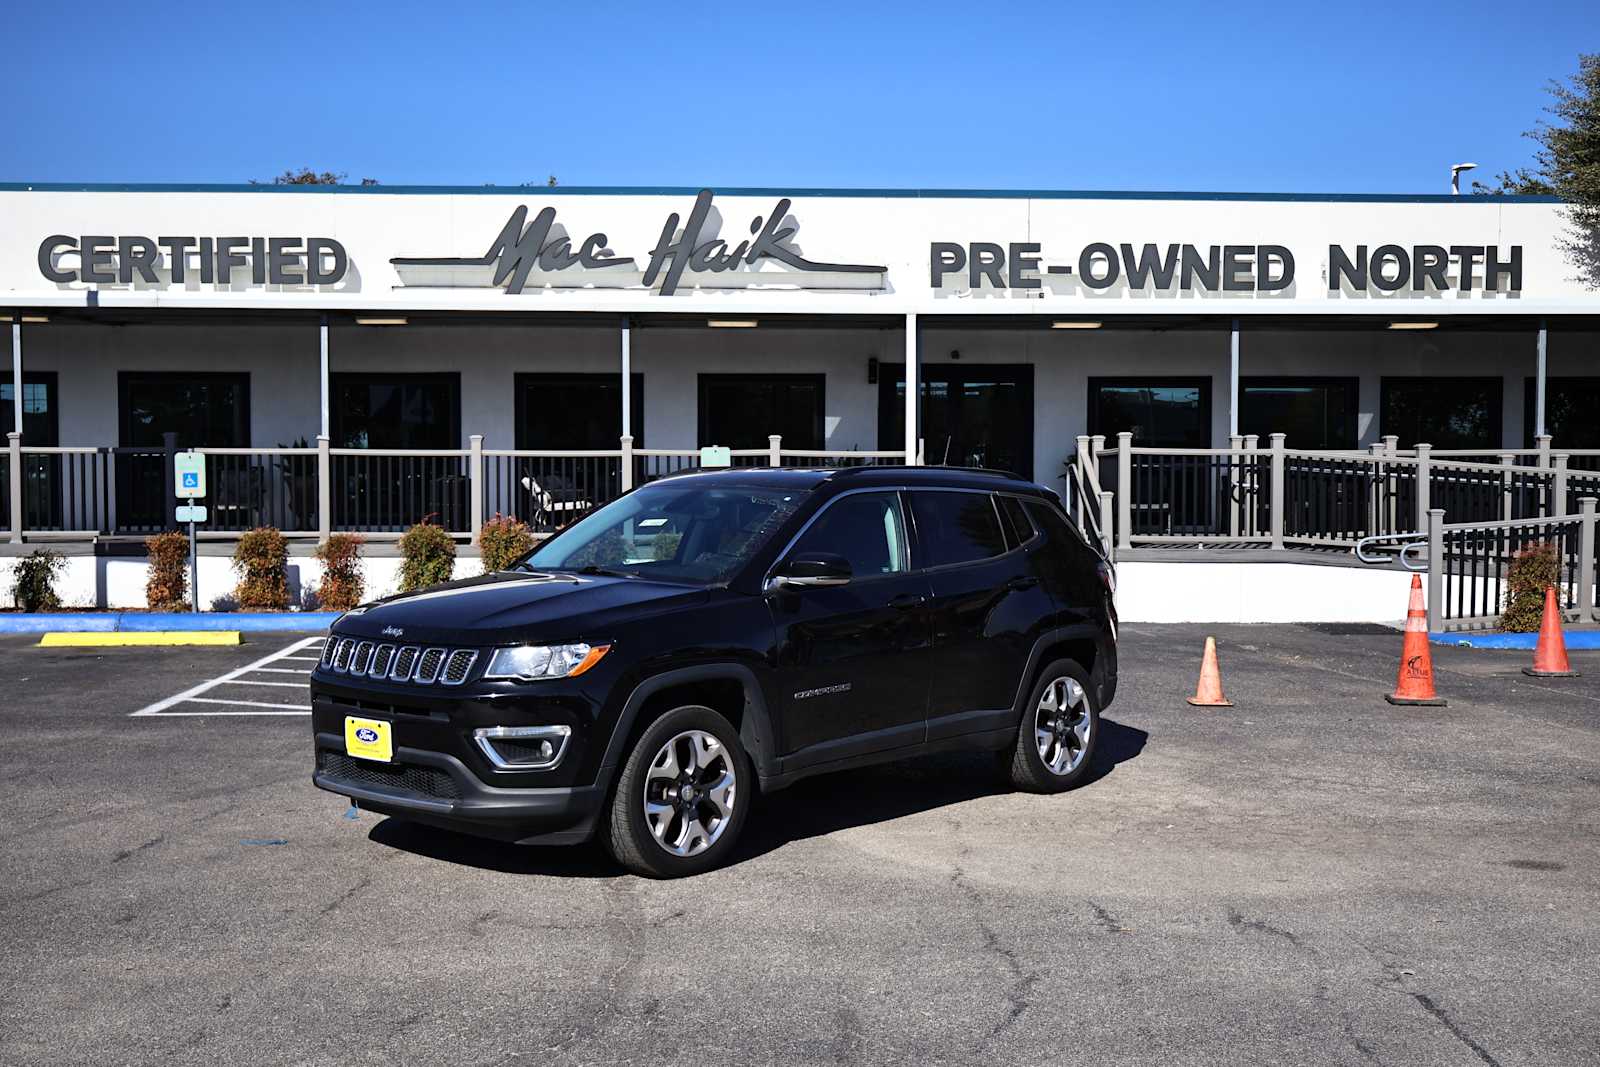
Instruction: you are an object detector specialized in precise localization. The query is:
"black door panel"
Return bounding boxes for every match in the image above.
[768,576,933,764]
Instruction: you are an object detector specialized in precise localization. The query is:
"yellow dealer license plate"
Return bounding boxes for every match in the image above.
[344,716,393,763]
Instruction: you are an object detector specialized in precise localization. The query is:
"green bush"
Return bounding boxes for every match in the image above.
[233,527,291,610]
[1501,541,1561,632]
[314,533,366,611]
[398,519,456,592]
[477,514,535,573]
[145,531,190,611]
[12,549,66,611]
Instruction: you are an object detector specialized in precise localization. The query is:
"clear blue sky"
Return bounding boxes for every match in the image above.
[3,1,1594,193]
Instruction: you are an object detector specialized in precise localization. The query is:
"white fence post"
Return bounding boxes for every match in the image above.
[316,434,331,543]
[1415,443,1432,530]
[468,434,484,538]
[620,434,634,491]
[1500,453,1515,522]
[1228,434,1243,538]
[6,431,20,544]
[1552,454,1569,518]
[1116,432,1133,552]
[1427,508,1445,634]
[1098,490,1115,561]
[1578,497,1597,624]
[769,434,782,467]
[1269,432,1286,550]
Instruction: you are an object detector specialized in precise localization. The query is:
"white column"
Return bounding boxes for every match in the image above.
[319,316,330,440]
[1535,319,1548,441]
[1228,317,1240,440]
[10,321,21,436]
[904,313,919,464]
[620,315,632,438]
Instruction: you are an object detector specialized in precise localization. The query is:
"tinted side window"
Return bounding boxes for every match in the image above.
[789,492,908,578]
[1025,499,1088,554]
[997,495,1036,548]
[910,491,1007,569]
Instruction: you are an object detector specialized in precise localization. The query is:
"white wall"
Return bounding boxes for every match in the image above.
[1115,561,1417,624]
[0,552,486,611]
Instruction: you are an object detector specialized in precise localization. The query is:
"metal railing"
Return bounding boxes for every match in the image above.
[1420,500,1597,632]
[1081,431,1591,559]
[3,432,913,545]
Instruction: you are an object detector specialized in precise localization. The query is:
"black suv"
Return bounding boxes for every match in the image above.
[311,466,1117,877]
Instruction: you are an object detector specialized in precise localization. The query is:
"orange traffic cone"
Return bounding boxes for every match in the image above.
[1187,636,1234,707]
[1522,585,1580,678]
[1387,573,1446,706]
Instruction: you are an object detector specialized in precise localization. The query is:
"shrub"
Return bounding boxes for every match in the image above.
[398,517,456,592]
[12,549,66,611]
[146,531,190,611]
[478,514,535,573]
[315,533,366,611]
[1501,541,1561,632]
[233,527,291,610]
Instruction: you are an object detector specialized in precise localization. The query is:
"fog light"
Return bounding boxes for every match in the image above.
[472,725,572,771]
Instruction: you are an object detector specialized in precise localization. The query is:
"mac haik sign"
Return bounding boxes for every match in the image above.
[392,189,888,296]
[929,240,1524,294]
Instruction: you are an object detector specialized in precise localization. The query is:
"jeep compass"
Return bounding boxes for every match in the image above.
[311,466,1117,877]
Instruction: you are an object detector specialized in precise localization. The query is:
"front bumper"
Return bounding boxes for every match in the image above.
[313,733,605,844]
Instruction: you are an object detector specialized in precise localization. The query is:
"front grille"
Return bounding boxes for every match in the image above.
[442,649,477,685]
[321,638,482,687]
[317,750,462,800]
[415,648,446,684]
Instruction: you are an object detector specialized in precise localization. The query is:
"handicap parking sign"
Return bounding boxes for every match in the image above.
[174,452,207,499]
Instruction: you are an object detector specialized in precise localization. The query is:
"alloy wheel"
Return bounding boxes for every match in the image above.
[1034,676,1092,776]
[642,729,737,857]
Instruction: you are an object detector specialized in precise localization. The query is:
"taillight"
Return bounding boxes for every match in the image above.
[1096,559,1116,596]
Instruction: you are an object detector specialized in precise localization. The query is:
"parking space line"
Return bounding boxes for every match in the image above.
[130,636,322,717]
[251,667,312,675]
[217,679,306,688]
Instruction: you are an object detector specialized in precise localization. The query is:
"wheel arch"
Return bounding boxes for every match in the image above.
[597,664,777,789]
[1011,624,1113,721]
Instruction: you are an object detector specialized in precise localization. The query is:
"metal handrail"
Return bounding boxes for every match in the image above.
[1354,530,1429,570]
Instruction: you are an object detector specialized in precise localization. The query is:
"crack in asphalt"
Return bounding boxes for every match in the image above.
[1407,993,1505,1067]
[1089,900,1130,934]
[111,834,166,864]
[1226,907,1305,948]
[318,874,372,918]
[945,821,1040,1039]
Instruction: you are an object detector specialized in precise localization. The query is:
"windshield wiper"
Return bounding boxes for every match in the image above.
[574,565,633,578]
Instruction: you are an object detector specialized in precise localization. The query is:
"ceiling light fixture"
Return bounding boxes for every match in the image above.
[707,319,758,328]
[1052,321,1102,329]
[355,316,408,326]
[1388,321,1439,330]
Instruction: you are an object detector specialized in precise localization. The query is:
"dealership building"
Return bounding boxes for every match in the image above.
[1,183,1596,617]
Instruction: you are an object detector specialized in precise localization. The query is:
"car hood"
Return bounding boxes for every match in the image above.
[333,570,710,645]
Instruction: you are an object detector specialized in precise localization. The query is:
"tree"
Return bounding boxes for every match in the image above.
[252,168,379,186]
[1474,54,1600,286]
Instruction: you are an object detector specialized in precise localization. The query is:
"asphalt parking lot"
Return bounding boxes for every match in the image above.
[1,625,1597,1067]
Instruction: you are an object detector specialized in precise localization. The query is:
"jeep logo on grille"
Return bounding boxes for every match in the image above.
[381,626,404,638]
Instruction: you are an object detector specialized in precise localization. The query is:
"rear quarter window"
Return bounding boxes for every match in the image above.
[909,491,1007,568]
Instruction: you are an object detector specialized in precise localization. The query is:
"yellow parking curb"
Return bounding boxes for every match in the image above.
[38,631,243,647]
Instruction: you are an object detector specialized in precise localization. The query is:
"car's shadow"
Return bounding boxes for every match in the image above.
[366,716,1148,877]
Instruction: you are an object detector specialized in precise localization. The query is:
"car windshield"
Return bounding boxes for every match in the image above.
[519,481,807,585]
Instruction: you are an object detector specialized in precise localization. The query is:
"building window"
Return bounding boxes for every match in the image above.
[516,374,643,450]
[698,374,824,449]
[1088,378,1211,448]
[1240,377,1359,449]
[1,373,58,444]
[119,372,250,447]
[331,374,460,449]
[1524,377,1600,450]
[1381,377,1501,450]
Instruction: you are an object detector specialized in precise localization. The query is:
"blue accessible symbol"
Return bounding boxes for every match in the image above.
[182,472,199,489]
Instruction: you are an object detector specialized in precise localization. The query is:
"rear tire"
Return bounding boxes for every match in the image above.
[1008,659,1099,793]
[601,705,751,878]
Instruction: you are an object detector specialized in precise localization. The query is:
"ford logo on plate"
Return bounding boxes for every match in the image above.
[355,727,379,743]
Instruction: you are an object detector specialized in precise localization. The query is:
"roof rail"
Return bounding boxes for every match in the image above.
[828,464,1028,482]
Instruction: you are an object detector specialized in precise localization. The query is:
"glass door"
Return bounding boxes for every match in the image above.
[117,373,250,532]
[879,365,1034,478]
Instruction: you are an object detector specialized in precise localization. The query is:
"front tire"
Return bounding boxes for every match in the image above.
[1008,659,1100,793]
[601,705,751,878]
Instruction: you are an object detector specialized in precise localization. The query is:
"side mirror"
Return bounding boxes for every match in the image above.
[766,551,852,592]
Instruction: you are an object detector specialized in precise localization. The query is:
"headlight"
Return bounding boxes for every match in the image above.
[485,643,610,681]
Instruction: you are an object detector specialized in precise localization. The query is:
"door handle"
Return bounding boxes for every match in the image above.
[1005,576,1039,591]
[888,593,927,611]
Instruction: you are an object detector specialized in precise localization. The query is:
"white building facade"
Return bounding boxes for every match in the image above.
[1,184,1596,553]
